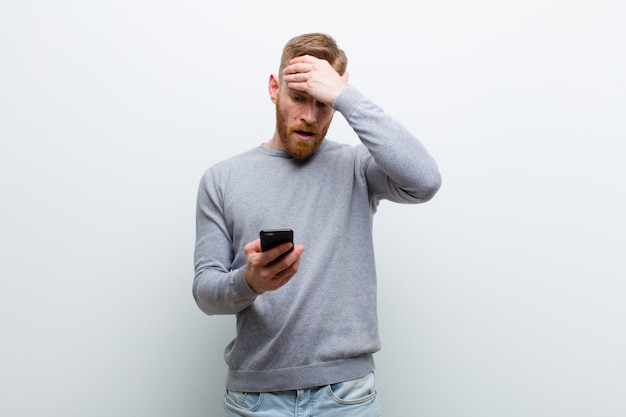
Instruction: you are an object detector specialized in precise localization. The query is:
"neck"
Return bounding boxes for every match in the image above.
[264,131,284,150]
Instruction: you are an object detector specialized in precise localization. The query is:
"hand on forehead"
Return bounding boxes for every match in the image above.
[284,55,337,75]
[281,55,349,105]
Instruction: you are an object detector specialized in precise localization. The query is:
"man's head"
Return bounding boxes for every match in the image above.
[278,33,348,83]
[269,33,348,159]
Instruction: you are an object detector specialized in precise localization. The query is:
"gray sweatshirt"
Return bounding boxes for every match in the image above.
[193,86,441,392]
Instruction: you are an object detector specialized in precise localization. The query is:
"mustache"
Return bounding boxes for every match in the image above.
[290,123,320,135]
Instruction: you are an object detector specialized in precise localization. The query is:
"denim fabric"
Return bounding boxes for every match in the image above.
[223,372,381,417]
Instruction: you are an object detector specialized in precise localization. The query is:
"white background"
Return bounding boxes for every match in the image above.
[1,1,625,416]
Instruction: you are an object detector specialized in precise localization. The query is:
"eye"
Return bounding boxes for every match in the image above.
[292,95,304,102]
[316,101,328,109]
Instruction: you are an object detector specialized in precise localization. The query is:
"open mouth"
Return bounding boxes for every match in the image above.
[294,130,315,140]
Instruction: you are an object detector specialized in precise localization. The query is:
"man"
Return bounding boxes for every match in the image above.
[193,33,441,416]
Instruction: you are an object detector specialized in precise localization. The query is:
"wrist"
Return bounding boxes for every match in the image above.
[243,267,263,294]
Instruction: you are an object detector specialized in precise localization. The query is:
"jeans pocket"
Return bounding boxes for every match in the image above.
[327,372,378,405]
[224,389,264,411]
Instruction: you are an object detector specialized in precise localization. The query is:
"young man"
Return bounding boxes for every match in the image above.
[193,33,441,416]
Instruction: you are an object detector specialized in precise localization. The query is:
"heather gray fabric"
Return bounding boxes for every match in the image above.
[193,86,441,392]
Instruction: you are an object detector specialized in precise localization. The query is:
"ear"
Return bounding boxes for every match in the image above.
[268,74,279,104]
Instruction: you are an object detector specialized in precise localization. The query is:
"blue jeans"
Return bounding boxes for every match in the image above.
[223,372,381,417]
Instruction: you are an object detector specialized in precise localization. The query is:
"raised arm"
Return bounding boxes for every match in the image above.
[283,54,441,203]
[334,87,442,203]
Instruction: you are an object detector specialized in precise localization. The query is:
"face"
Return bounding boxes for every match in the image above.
[271,77,335,159]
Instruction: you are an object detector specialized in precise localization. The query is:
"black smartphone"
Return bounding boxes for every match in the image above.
[260,229,294,253]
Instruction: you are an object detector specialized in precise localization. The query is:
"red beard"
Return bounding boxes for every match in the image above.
[275,97,332,159]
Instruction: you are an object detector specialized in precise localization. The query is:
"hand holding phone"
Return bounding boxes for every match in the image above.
[244,229,299,294]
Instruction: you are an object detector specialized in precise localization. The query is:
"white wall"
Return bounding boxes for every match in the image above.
[1,1,624,416]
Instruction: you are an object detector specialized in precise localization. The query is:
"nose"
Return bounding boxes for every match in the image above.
[299,102,317,125]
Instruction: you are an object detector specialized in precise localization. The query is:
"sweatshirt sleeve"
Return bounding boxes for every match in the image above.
[192,167,258,315]
[333,86,442,203]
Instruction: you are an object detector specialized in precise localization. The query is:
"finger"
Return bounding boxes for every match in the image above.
[276,274,293,288]
[284,80,308,94]
[272,267,297,288]
[264,242,294,263]
[283,65,310,78]
[244,239,261,255]
[283,73,306,84]
[289,54,318,65]
[272,270,292,284]
[284,249,303,274]
[266,246,300,277]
